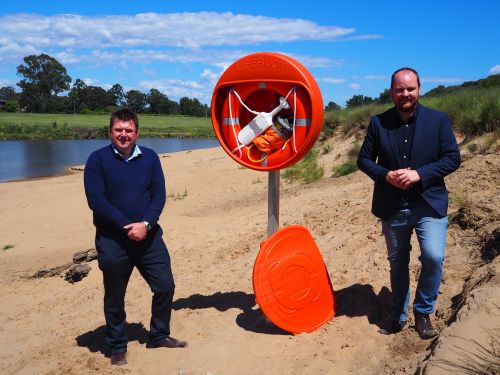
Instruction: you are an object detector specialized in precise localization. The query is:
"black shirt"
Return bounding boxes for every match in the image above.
[395,107,421,202]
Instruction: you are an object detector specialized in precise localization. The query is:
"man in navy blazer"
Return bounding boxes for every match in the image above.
[357,67,460,339]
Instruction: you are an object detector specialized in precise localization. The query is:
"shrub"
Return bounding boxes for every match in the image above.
[283,149,324,184]
[332,158,358,177]
[347,142,361,158]
[467,142,478,153]
[321,143,332,155]
[321,110,341,140]
[421,87,500,135]
[480,98,500,133]
[168,188,188,201]
[2,100,19,112]
[479,132,500,153]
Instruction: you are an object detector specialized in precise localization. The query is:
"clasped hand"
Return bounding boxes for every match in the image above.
[385,168,420,189]
[124,222,147,241]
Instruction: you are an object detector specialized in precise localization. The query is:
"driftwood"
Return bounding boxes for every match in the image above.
[31,248,97,283]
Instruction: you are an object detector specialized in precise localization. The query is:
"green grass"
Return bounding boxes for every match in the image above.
[283,149,324,184]
[323,86,500,138]
[421,87,500,135]
[0,113,214,140]
[2,244,15,251]
[332,143,360,177]
[332,159,358,177]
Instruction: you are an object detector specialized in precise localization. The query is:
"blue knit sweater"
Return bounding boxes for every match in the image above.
[84,145,166,237]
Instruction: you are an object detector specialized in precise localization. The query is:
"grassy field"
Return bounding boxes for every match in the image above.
[0,113,214,140]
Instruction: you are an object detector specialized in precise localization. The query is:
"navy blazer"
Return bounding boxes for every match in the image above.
[357,103,460,220]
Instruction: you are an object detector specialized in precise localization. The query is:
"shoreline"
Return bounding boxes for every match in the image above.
[0,148,219,184]
[0,141,220,184]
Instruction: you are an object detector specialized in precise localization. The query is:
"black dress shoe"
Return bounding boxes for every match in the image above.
[414,312,439,339]
[377,317,407,335]
[110,352,127,366]
[148,336,188,349]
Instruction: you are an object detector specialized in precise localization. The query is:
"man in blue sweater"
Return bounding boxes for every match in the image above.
[84,108,187,366]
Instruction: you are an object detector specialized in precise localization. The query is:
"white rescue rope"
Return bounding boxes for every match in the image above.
[229,86,297,155]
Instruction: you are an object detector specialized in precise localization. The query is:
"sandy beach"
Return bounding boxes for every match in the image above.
[0,135,498,374]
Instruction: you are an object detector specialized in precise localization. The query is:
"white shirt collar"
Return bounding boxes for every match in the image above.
[111,144,142,162]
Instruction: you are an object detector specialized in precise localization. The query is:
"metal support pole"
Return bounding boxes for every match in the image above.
[267,170,280,237]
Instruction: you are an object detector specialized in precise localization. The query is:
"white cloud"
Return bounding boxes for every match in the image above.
[0,12,359,85]
[489,65,500,75]
[0,12,359,52]
[364,75,387,81]
[286,53,345,68]
[349,83,361,90]
[139,78,208,102]
[0,79,16,87]
[62,48,340,74]
[0,41,38,61]
[200,68,221,88]
[54,50,80,65]
[82,78,100,86]
[317,77,346,84]
[142,68,158,77]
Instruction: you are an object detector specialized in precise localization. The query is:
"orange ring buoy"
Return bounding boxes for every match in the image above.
[211,52,324,171]
[253,225,335,334]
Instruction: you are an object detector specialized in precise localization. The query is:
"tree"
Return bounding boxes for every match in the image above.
[17,54,71,112]
[167,99,180,114]
[0,86,18,101]
[376,89,392,104]
[82,86,113,111]
[125,90,147,113]
[147,89,169,114]
[346,95,374,108]
[179,97,205,116]
[47,95,73,113]
[107,84,125,107]
[68,79,87,114]
[324,101,341,111]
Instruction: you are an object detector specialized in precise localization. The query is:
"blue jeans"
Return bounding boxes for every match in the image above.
[381,200,448,322]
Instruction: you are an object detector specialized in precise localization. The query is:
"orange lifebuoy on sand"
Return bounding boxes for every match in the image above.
[211,52,324,171]
[253,226,335,334]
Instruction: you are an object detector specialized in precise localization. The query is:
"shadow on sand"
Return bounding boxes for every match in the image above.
[334,284,392,325]
[76,322,149,356]
[76,285,392,353]
[173,291,290,335]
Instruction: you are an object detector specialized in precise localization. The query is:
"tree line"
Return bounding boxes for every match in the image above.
[323,90,391,111]
[3,54,499,114]
[0,54,209,116]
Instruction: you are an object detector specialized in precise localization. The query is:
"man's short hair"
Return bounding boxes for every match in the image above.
[109,108,139,131]
[391,67,421,89]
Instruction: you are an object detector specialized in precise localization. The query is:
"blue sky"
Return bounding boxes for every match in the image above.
[1,1,499,107]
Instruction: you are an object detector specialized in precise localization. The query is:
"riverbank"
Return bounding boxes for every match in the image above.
[0,113,214,139]
[0,138,498,374]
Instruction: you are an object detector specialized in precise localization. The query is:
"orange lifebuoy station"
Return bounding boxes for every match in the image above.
[211,52,335,334]
[211,52,324,171]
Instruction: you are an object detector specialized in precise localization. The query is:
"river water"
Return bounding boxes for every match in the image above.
[0,138,219,182]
